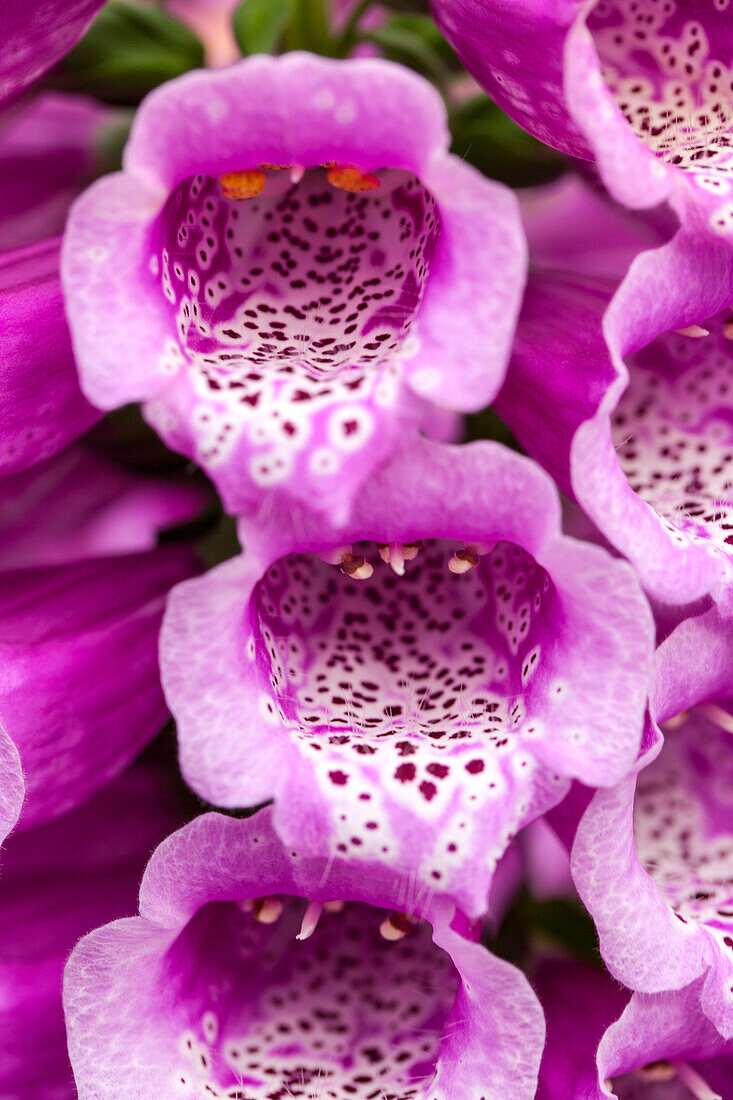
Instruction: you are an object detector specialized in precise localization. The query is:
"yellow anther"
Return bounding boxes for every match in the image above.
[340,553,374,580]
[258,163,291,170]
[323,899,345,913]
[327,164,380,192]
[241,896,283,924]
[379,912,415,942]
[448,547,480,575]
[219,169,266,199]
[724,314,733,340]
[637,1062,676,1083]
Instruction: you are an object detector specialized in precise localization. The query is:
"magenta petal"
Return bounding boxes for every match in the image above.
[0,721,23,847]
[0,0,105,106]
[0,237,99,476]
[0,546,199,828]
[64,807,544,1100]
[0,760,189,1099]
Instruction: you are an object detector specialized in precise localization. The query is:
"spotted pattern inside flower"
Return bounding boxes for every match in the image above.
[588,0,733,232]
[249,540,567,883]
[148,168,440,478]
[170,897,457,1099]
[634,709,733,953]
[610,326,733,557]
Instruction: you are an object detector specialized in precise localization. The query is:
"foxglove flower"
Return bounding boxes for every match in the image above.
[161,438,653,916]
[0,722,23,849]
[0,759,190,1099]
[0,92,115,252]
[537,958,733,1099]
[0,237,99,476]
[64,805,545,1100]
[62,52,526,521]
[572,605,733,1040]
[0,0,106,106]
[433,0,733,245]
[496,174,733,611]
[0,438,203,829]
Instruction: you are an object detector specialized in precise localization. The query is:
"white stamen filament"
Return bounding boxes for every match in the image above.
[723,316,733,340]
[660,709,689,731]
[290,164,305,184]
[378,542,422,575]
[698,701,733,737]
[323,899,345,913]
[672,1062,722,1100]
[296,900,323,941]
[674,324,710,338]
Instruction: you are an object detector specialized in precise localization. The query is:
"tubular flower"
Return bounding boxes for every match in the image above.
[433,0,733,244]
[0,442,203,830]
[0,0,105,107]
[536,958,733,1100]
[0,760,190,1100]
[161,438,654,917]
[61,52,526,521]
[496,174,733,612]
[572,605,733,1041]
[63,806,545,1100]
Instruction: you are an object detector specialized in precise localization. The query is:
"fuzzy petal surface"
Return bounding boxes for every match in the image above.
[0,0,105,106]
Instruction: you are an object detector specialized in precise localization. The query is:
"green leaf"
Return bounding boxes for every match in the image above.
[49,1,204,106]
[450,95,564,188]
[361,17,450,88]
[232,0,290,56]
[282,0,335,55]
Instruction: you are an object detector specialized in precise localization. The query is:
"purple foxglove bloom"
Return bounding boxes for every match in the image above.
[0,92,114,252]
[161,437,653,916]
[0,722,23,848]
[0,759,190,1100]
[0,542,198,830]
[496,174,733,611]
[0,0,106,107]
[62,53,526,521]
[0,236,99,476]
[433,0,733,245]
[537,958,733,1099]
[572,604,733,1041]
[64,805,545,1100]
[0,441,205,569]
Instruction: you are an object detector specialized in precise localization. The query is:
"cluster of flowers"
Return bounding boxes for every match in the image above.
[2,0,733,1097]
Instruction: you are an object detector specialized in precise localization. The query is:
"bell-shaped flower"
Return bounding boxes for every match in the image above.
[64,804,545,1100]
[161,437,653,917]
[0,758,191,1099]
[537,957,733,1099]
[433,0,733,248]
[572,604,733,1041]
[0,441,203,830]
[0,0,105,106]
[62,52,526,521]
[496,174,733,611]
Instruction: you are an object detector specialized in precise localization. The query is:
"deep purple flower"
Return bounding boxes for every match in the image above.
[62,52,526,521]
[0,758,190,1100]
[572,605,733,1040]
[495,174,733,611]
[0,237,99,476]
[536,957,733,1099]
[64,805,545,1100]
[433,0,733,244]
[0,439,203,829]
[0,0,106,107]
[161,438,653,916]
[0,92,114,252]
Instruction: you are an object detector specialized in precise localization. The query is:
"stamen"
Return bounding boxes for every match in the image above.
[673,1061,723,1100]
[258,163,291,170]
[296,900,323,941]
[239,896,283,924]
[723,315,733,340]
[637,1061,676,1082]
[660,709,689,732]
[674,324,710,338]
[698,702,733,736]
[448,547,479,574]
[289,164,305,184]
[323,899,345,913]
[327,164,380,192]
[317,543,354,566]
[219,170,266,199]
[378,542,422,575]
[379,912,415,942]
[340,553,374,581]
